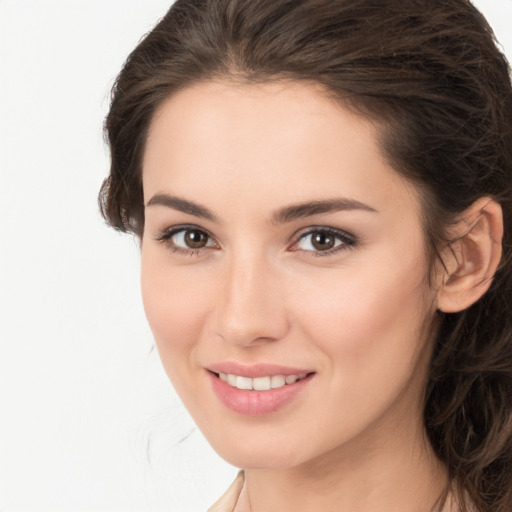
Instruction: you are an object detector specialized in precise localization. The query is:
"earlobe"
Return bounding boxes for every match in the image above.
[437,197,503,313]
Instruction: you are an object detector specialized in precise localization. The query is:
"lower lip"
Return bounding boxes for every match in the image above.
[207,371,314,416]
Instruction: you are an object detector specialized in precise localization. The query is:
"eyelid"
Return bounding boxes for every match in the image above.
[154,224,219,253]
[289,226,357,255]
[154,224,357,257]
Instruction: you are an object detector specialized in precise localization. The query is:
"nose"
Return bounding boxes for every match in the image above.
[214,251,290,347]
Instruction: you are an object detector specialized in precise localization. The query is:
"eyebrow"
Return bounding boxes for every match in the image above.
[146,193,218,222]
[146,193,376,224]
[271,198,377,224]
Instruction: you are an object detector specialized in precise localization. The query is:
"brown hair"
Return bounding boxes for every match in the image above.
[99,1,512,510]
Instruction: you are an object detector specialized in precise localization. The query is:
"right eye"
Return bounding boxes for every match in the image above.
[156,226,217,254]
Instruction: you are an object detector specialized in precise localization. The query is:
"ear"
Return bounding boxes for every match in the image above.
[436,197,503,313]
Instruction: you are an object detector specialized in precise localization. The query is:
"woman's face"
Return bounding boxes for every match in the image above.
[141,81,438,469]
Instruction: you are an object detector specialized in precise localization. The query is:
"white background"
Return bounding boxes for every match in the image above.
[0,1,511,511]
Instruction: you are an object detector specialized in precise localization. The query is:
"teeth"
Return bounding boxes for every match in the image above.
[271,375,285,388]
[253,376,271,391]
[236,376,253,390]
[218,372,308,391]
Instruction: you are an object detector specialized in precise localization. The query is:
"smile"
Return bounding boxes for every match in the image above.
[219,373,309,391]
[207,366,315,416]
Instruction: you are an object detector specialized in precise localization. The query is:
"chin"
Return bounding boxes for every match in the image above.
[208,435,313,470]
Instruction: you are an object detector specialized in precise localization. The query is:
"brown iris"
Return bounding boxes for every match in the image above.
[311,231,336,251]
[184,229,209,248]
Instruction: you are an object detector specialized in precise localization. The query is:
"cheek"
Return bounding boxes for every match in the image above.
[282,258,435,452]
[140,249,212,377]
[291,254,434,383]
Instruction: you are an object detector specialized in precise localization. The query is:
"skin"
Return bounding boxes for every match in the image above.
[140,80,450,511]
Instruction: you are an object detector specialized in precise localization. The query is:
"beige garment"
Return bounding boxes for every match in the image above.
[208,471,245,512]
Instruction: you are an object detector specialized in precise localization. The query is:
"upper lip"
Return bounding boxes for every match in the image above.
[206,362,315,378]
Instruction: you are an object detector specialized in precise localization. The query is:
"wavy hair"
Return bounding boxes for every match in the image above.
[99,1,512,510]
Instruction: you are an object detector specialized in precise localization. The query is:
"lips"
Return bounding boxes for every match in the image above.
[207,362,313,378]
[206,362,315,416]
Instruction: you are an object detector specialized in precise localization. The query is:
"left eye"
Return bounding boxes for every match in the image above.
[170,228,214,249]
[295,229,353,253]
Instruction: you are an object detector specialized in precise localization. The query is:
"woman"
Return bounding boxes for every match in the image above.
[99,0,512,510]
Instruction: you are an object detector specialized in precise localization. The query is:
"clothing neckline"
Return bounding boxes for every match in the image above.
[208,470,244,512]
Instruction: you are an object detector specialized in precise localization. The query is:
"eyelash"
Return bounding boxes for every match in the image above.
[155,224,218,256]
[154,224,357,257]
[292,227,357,257]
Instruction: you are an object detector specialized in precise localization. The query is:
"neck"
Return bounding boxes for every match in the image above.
[237,414,449,512]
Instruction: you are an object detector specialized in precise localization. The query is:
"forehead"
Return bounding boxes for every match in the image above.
[142,80,420,220]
